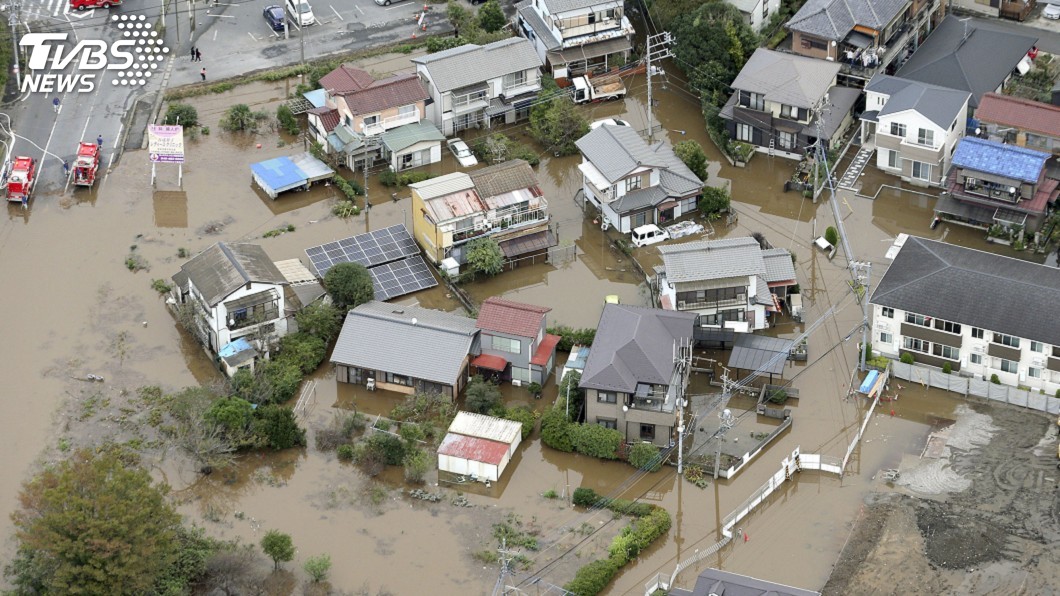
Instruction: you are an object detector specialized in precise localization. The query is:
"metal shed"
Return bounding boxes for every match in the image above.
[437,412,523,482]
[728,334,794,381]
[250,152,334,199]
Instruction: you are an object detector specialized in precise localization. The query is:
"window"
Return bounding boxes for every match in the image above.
[362,114,379,128]
[887,149,899,169]
[970,353,983,365]
[932,344,960,360]
[640,424,655,441]
[398,104,417,118]
[624,176,641,192]
[598,418,617,430]
[911,161,929,181]
[950,119,957,132]
[1029,367,1042,379]
[1000,359,1018,374]
[972,328,984,339]
[384,372,413,386]
[800,37,827,51]
[934,320,961,335]
[904,337,929,353]
[880,332,893,345]
[780,104,794,119]
[917,128,934,147]
[882,307,894,318]
[492,336,521,354]
[597,391,617,404]
[700,309,746,326]
[905,313,930,327]
[502,70,526,90]
[747,92,765,111]
[1031,341,1044,353]
[778,131,795,150]
[889,122,907,137]
[737,123,753,142]
[993,333,1020,348]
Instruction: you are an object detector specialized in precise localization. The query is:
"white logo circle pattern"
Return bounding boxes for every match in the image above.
[110,14,170,87]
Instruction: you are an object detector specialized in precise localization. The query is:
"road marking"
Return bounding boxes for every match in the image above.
[355,4,364,15]
[69,7,95,18]
[248,31,259,41]
[206,13,236,18]
[112,123,122,149]
[330,5,343,20]
[213,29,218,40]
[384,3,409,9]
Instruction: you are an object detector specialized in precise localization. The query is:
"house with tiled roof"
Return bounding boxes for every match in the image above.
[934,137,1058,233]
[306,64,442,171]
[656,237,796,332]
[413,38,544,135]
[861,74,970,187]
[974,93,1060,155]
[575,124,703,233]
[473,297,560,385]
[514,0,633,77]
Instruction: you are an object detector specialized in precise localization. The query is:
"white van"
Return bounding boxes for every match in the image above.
[286,0,315,26]
[631,224,670,248]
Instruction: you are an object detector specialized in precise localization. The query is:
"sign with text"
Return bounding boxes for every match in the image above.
[148,125,185,164]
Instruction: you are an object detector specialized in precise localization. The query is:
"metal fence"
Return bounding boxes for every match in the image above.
[891,362,1060,415]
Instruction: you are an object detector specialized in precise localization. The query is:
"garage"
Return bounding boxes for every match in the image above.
[437,412,522,483]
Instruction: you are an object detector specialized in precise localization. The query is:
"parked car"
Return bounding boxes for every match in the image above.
[1044,2,1060,19]
[263,5,286,31]
[374,0,408,5]
[631,224,670,248]
[447,138,478,167]
[70,0,120,10]
[285,0,315,26]
[590,118,631,130]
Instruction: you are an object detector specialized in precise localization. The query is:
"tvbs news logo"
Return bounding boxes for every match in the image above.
[20,14,170,93]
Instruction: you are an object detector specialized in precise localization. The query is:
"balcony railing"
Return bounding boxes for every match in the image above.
[676,296,747,311]
[452,91,489,114]
[451,204,549,243]
[362,109,420,136]
[558,18,623,38]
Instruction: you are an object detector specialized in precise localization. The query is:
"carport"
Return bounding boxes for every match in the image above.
[250,152,334,199]
[728,334,794,383]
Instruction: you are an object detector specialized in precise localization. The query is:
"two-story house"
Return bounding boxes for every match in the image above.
[861,74,970,187]
[306,65,441,170]
[787,0,945,85]
[413,38,544,135]
[574,124,702,233]
[581,304,697,447]
[656,237,796,333]
[170,243,290,376]
[975,93,1060,155]
[725,0,781,33]
[870,236,1060,395]
[473,297,561,386]
[935,137,1058,233]
[719,48,858,159]
[409,160,553,268]
[514,0,634,78]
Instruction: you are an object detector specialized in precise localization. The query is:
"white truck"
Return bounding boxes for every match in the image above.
[569,75,626,104]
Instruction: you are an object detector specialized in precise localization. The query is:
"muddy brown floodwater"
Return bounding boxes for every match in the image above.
[1,48,1052,595]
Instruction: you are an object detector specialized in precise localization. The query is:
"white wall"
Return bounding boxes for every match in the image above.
[196,281,287,353]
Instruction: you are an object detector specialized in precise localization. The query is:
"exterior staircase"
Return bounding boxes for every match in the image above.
[837,145,874,190]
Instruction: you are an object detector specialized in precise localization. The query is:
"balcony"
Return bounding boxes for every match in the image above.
[362,109,420,136]
[557,17,627,41]
[451,89,489,115]
[676,296,747,311]
[451,202,550,244]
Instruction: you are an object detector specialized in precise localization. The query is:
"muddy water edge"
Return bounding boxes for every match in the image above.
[0,52,1041,594]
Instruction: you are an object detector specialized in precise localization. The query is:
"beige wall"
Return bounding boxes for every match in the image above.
[336,99,425,134]
[791,31,836,60]
[584,388,676,447]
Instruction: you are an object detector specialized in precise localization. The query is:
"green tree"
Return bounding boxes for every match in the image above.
[446,0,475,34]
[163,103,199,127]
[558,370,584,419]
[220,104,257,132]
[277,332,327,375]
[540,407,574,452]
[670,3,758,107]
[569,422,622,459]
[628,442,663,471]
[465,237,504,276]
[294,302,343,342]
[465,375,503,414]
[699,185,731,217]
[260,530,295,570]
[673,140,708,182]
[6,449,182,594]
[529,79,590,156]
[824,226,839,247]
[205,396,258,448]
[477,0,506,32]
[276,104,300,135]
[403,447,431,483]
[252,405,307,450]
[324,261,375,310]
[303,553,332,582]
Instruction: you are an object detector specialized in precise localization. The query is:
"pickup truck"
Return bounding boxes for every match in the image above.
[569,75,626,104]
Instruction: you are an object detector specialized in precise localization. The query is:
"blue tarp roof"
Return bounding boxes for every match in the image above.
[303,88,327,109]
[952,137,1050,183]
[859,370,880,394]
[566,346,591,370]
[219,337,254,359]
[251,156,306,194]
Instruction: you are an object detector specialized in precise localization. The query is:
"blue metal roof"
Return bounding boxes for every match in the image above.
[951,137,1049,183]
[218,337,254,358]
[251,156,307,195]
[303,88,327,109]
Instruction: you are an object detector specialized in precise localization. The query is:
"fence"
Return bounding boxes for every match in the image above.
[713,416,792,479]
[890,361,1060,415]
[294,379,317,420]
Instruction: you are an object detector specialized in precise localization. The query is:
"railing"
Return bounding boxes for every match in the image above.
[487,203,548,230]
[362,110,420,136]
[452,92,488,113]
[676,296,747,311]
[557,19,623,38]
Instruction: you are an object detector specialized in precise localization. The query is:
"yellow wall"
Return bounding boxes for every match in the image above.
[410,189,446,264]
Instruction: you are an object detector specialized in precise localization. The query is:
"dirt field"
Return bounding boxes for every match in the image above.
[824,400,1060,595]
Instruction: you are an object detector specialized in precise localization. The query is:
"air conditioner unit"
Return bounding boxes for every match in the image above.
[512,379,522,387]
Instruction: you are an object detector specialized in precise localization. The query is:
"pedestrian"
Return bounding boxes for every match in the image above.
[52,97,60,113]
[200,67,206,82]
[190,46,196,61]
[97,134,103,148]
[62,160,69,175]
[195,48,202,62]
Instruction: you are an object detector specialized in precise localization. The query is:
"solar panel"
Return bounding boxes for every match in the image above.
[367,256,438,301]
[305,224,420,277]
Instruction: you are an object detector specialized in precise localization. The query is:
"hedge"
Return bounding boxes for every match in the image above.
[547,326,596,352]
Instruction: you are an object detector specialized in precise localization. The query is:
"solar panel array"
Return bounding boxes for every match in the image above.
[305,225,437,302]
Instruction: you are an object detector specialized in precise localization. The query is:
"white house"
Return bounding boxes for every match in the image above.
[514,0,634,77]
[726,0,781,33]
[871,236,1060,395]
[437,411,523,482]
[413,38,544,136]
[861,75,970,187]
[171,243,290,376]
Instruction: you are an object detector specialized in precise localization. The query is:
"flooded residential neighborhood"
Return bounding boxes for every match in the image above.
[2,0,1060,594]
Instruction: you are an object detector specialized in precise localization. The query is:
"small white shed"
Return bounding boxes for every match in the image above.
[437,412,523,482]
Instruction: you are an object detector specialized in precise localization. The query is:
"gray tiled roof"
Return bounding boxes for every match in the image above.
[659,237,767,284]
[613,186,667,212]
[469,159,539,198]
[866,75,971,129]
[412,38,542,93]
[672,568,819,596]
[761,248,796,283]
[331,302,479,385]
[896,15,1037,109]
[580,304,697,393]
[576,125,667,182]
[542,0,609,14]
[731,49,840,110]
[813,85,861,141]
[516,1,561,52]
[786,0,908,41]
[870,236,1060,346]
[180,243,287,307]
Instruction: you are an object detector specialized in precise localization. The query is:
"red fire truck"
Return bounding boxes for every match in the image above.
[72,142,100,187]
[5,157,37,204]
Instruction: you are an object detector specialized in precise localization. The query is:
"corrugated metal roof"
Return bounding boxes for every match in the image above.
[659,237,766,284]
[410,172,475,201]
[424,188,486,222]
[180,243,287,306]
[731,49,839,110]
[380,120,445,153]
[273,259,318,285]
[728,334,793,375]
[580,304,696,393]
[951,137,1049,183]
[330,302,478,385]
[476,297,550,339]
[413,38,542,94]
[448,411,522,444]
[437,433,510,466]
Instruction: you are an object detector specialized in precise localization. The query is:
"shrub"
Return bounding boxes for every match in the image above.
[824,226,839,247]
[564,558,619,596]
[465,237,504,277]
[276,104,300,135]
[303,554,331,582]
[991,374,1001,385]
[942,362,952,374]
[336,444,354,461]
[402,447,430,483]
[572,487,601,507]
[540,408,573,452]
[471,133,541,166]
[260,359,304,404]
[332,200,361,218]
[543,489,559,499]
[277,332,327,375]
[163,103,198,126]
[366,432,406,465]
[547,326,596,351]
[767,388,787,404]
[252,405,306,450]
[501,406,536,440]
[220,104,258,132]
[673,140,708,182]
[465,375,502,414]
[699,186,731,218]
[569,423,622,460]
[628,442,662,472]
[151,279,172,294]
[900,353,914,365]
[294,302,342,343]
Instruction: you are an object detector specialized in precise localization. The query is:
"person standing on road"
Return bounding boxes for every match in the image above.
[52,97,60,113]
[62,160,69,176]
[200,67,207,82]
[97,134,103,148]
[190,46,196,61]
[195,48,202,62]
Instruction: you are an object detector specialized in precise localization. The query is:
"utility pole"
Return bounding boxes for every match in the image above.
[852,261,872,371]
[672,339,691,474]
[9,0,21,90]
[492,539,514,596]
[644,31,674,144]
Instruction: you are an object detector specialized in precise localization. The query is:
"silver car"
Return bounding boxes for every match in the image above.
[447,138,478,168]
